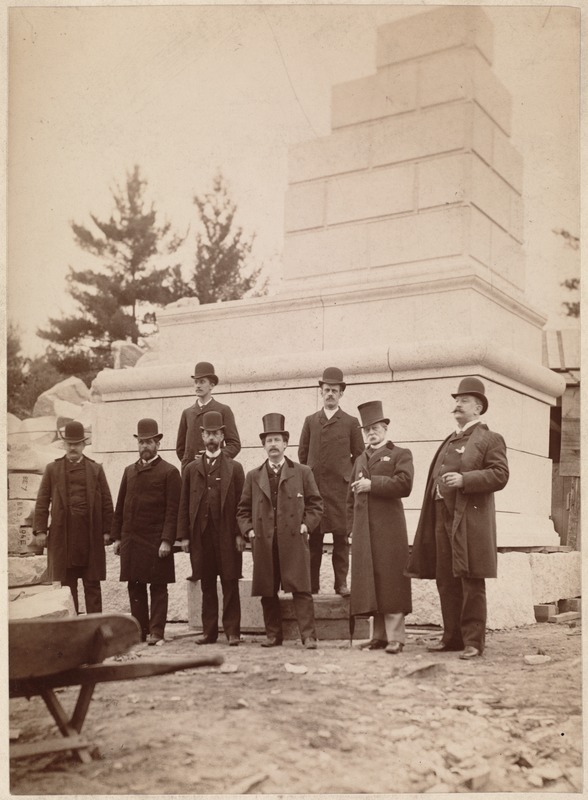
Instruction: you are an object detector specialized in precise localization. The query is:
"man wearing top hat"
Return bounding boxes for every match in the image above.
[177,411,246,646]
[237,414,324,649]
[405,378,509,659]
[33,421,113,614]
[298,367,364,596]
[176,361,241,472]
[347,402,414,654]
[111,419,181,645]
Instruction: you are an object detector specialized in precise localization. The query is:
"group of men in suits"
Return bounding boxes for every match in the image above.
[33,360,509,660]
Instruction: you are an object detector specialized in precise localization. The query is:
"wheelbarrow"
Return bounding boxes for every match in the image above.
[9,613,223,762]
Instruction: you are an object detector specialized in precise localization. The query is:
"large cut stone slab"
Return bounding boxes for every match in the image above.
[33,375,90,417]
[9,585,76,620]
[8,556,48,587]
[529,552,582,604]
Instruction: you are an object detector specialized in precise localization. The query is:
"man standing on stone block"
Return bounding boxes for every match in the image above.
[177,410,246,646]
[348,402,413,655]
[237,414,323,649]
[405,378,509,660]
[298,366,364,596]
[33,421,113,614]
[176,361,241,472]
[111,419,181,645]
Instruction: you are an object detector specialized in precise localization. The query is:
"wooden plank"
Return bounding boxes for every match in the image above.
[560,387,580,476]
[9,614,141,680]
[547,611,581,625]
[10,735,91,760]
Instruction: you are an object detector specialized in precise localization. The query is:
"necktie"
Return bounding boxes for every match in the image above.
[272,464,280,474]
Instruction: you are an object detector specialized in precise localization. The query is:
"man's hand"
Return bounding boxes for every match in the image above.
[246,529,255,541]
[352,477,372,494]
[33,532,47,548]
[300,523,308,535]
[179,538,190,553]
[442,472,464,488]
[236,535,246,553]
[112,540,121,556]
[103,534,111,546]
[159,541,172,558]
[347,532,352,545]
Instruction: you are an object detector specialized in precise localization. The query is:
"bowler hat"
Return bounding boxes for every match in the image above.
[59,421,88,443]
[191,361,219,385]
[133,418,163,441]
[200,411,225,431]
[259,413,289,442]
[357,401,390,429]
[318,366,346,390]
[451,377,488,414]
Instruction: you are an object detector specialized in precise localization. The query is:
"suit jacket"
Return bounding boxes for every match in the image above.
[406,423,509,580]
[298,407,364,534]
[33,455,113,582]
[176,397,241,470]
[237,457,323,596]
[347,442,413,617]
[177,451,245,581]
[111,456,181,584]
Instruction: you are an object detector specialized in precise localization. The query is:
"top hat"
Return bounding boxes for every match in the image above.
[133,418,163,441]
[451,377,488,414]
[200,410,225,432]
[191,361,219,386]
[318,366,346,390]
[59,421,88,443]
[259,413,289,442]
[357,401,390,429]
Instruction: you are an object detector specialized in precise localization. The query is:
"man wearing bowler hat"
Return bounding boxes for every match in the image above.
[237,414,323,649]
[348,402,414,654]
[406,378,509,659]
[111,419,181,645]
[176,361,241,472]
[177,411,246,646]
[33,421,113,614]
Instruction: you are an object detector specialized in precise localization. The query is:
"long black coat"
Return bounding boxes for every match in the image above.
[111,456,181,584]
[176,398,241,470]
[33,456,113,582]
[177,452,244,581]
[298,408,364,534]
[347,442,413,617]
[406,423,509,580]
[237,457,323,596]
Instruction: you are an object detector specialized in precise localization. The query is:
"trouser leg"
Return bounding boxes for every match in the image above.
[261,596,283,641]
[384,613,406,644]
[82,580,102,614]
[200,568,220,642]
[434,501,465,648]
[149,583,168,639]
[61,569,80,614]
[461,577,487,652]
[220,578,241,639]
[309,531,324,594]
[331,531,350,591]
[127,581,149,641]
[292,592,316,642]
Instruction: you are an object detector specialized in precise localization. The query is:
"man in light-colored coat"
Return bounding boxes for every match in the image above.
[33,421,113,614]
[177,411,246,646]
[405,378,509,659]
[298,367,364,596]
[237,414,323,649]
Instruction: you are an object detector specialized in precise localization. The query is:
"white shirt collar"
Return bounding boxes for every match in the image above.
[456,419,481,435]
[323,406,339,419]
[269,459,285,469]
[197,397,213,408]
[141,454,159,465]
[206,449,221,459]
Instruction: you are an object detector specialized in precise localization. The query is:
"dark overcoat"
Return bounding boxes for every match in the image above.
[176,398,241,470]
[405,423,509,580]
[33,455,113,582]
[298,407,364,534]
[237,457,323,596]
[347,442,413,617]
[111,456,181,584]
[176,452,244,581]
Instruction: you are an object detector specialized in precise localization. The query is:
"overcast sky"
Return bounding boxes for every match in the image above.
[7,2,580,358]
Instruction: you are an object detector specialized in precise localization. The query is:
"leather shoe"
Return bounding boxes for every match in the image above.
[228,635,240,647]
[195,635,217,645]
[357,638,387,650]
[459,646,481,660]
[335,585,351,597]
[304,638,318,650]
[146,634,163,646]
[260,637,282,648]
[426,641,463,652]
[385,641,404,654]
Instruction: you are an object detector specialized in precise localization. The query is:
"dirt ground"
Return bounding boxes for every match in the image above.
[9,618,582,795]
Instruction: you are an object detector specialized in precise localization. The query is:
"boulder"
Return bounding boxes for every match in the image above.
[9,585,76,619]
[33,376,90,417]
[8,555,48,587]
